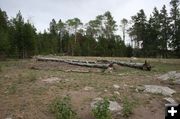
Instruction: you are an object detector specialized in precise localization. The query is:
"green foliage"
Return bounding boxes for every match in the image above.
[92,98,112,119]
[0,9,10,56]
[1,0,180,58]
[122,97,135,117]
[50,96,77,119]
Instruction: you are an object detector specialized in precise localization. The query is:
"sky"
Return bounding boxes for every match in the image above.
[0,0,171,42]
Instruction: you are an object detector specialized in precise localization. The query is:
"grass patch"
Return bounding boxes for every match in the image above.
[122,97,136,117]
[50,96,78,119]
[7,83,17,94]
[92,98,112,119]
[0,65,2,72]
[28,72,37,82]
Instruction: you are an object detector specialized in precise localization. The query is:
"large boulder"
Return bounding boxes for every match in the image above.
[144,85,176,96]
[158,71,180,84]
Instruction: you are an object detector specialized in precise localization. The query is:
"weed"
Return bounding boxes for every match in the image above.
[92,98,112,119]
[7,83,17,94]
[28,72,37,82]
[31,87,47,95]
[122,97,135,117]
[50,96,77,119]
[169,78,176,82]
[0,65,2,72]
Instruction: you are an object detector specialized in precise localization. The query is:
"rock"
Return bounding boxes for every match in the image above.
[174,73,180,78]
[158,71,180,84]
[123,84,128,87]
[136,86,145,92]
[113,84,120,90]
[158,71,177,80]
[5,118,12,119]
[129,85,134,89]
[84,86,94,91]
[42,77,62,83]
[114,91,120,95]
[174,79,180,84]
[164,97,177,104]
[158,71,180,80]
[104,89,108,92]
[144,85,176,96]
[109,101,122,112]
[91,98,122,112]
[4,75,10,79]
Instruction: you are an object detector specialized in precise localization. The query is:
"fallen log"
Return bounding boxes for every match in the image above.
[67,61,109,69]
[111,60,151,71]
[36,57,109,69]
[36,57,151,71]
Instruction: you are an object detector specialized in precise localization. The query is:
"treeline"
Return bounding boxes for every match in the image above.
[129,0,180,58]
[0,10,131,58]
[0,0,180,58]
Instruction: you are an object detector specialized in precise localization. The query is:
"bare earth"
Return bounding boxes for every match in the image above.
[0,57,180,119]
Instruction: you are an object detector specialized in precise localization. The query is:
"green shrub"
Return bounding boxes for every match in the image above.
[122,97,135,117]
[92,98,112,119]
[50,96,77,119]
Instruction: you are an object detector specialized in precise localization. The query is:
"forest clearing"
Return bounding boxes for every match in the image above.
[1,0,180,119]
[0,56,180,119]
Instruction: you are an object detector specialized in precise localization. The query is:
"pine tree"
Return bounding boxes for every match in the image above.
[159,5,171,58]
[170,0,180,57]
[0,9,10,58]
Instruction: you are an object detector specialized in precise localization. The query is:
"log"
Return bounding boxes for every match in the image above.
[67,61,109,69]
[36,57,109,69]
[111,60,151,71]
[36,57,151,71]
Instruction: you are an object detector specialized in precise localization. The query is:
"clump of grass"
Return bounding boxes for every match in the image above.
[169,78,175,82]
[32,87,47,95]
[92,98,112,119]
[7,83,17,94]
[122,97,136,117]
[50,96,77,119]
[28,72,37,82]
[0,65,2,72]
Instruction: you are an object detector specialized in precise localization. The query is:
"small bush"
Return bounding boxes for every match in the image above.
[122,97,135,117]
[92,98,112,119]
[50,96,77,119]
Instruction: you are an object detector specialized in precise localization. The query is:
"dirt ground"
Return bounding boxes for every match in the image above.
[0,57,180,119]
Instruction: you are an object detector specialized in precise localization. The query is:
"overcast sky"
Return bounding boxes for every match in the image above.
[0,0,171,33]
